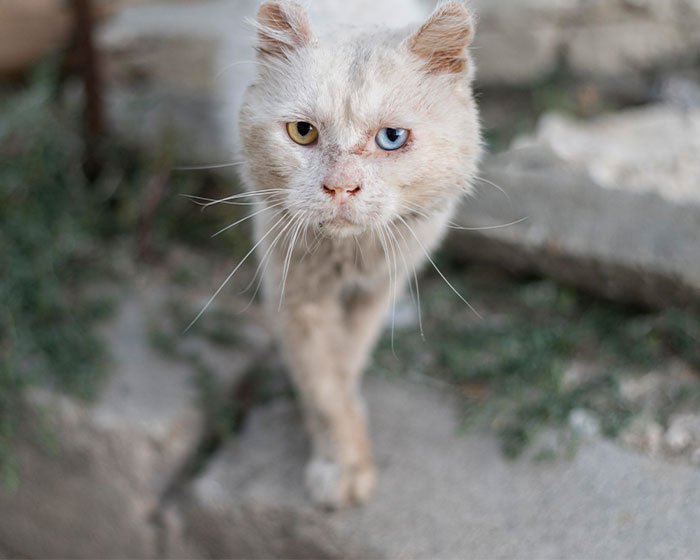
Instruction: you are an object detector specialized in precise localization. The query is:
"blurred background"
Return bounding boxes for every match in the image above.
[0,0,699,558]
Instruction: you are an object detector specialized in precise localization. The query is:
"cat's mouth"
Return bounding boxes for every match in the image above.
[329,216,356,226]
[321,216,366,237]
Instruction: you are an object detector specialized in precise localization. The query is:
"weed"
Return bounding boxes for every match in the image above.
[375,264,700,458]
[0,67,247,483]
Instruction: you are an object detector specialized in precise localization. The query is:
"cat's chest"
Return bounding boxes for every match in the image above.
[299,235,383,287]
[273,233,390,301]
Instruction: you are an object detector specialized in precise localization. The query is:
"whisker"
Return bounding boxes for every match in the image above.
[448,216,529,231]
[216,60,266,79]
[174,161,246,171]
[397,215,482,320]
[475,176,511,201]
[353,235,367,267]
[376,224,397,355]
[239,210,296,298]
[384,224,404,351]
[197,189,287,209]
[392,222,425,341]
[211,202,285,238]
[181,194,285,208]
[278,212,306,310]
[185,214,287,332]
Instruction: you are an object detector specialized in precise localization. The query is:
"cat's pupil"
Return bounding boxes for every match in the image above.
[386,128,399,142]
[297,122,312,136]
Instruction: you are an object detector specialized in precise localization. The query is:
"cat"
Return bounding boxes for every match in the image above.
[234,0,482,508]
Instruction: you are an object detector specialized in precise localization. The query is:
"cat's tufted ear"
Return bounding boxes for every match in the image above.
[408,2,475,75]
[255,1,314,60]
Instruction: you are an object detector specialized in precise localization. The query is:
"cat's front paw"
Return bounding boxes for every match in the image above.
[305,457,376,509]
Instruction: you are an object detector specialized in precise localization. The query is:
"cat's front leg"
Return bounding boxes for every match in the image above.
[277,298,376,508]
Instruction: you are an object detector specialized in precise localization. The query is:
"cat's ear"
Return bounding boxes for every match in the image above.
[408,2,475,75]
[255,1,314,60]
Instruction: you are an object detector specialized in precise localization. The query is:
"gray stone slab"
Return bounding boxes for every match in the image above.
[98,0,260,164]
[449,105,700,307]
[0,278,269,559]
[177,376,700,559]
[472,0,700,85]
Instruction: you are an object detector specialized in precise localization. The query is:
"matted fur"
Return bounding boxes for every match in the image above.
[234,0,482,507]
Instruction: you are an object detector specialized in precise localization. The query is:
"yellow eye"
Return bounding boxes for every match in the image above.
[287,122,319,146]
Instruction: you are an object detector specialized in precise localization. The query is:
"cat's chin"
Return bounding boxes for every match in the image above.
[320,219,367,239]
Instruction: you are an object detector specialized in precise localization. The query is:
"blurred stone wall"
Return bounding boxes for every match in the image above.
[5,0,700,84]
[473,0,700,85]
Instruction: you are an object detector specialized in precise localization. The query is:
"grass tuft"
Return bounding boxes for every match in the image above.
[0,68,247,484]
[375,264,700,458]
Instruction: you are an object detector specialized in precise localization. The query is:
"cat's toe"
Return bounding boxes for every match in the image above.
[349,461,376,504]
[305,458,345,508]
[305,458,376,509]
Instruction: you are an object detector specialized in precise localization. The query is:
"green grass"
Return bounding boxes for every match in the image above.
[375,264,700,458]
[0,81,110,484]
[0,69,247,485]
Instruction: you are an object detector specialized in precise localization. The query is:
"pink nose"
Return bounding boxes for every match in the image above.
[323,184,362,200]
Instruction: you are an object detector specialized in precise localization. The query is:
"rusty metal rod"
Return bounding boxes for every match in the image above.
[71,0,105,179]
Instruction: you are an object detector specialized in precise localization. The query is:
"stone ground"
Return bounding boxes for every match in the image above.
[0,257,273,559]
[175,377,700,559]
[1,261,698,558]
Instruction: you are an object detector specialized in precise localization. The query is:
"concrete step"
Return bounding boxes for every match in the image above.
[173,376,700,559]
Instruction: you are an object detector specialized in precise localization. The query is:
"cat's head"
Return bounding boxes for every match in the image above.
[240,1,481,238]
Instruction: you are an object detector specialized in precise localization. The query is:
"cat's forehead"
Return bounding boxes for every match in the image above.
[263,34,427,132]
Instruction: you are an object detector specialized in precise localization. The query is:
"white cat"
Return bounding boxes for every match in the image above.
[231,0,481,508]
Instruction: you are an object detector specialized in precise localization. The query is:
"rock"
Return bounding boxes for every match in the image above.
[471,0,700,86]
[658,70,700,109]
[692,449,700,466]
[0,277,269,559]
[561,361,602,392]
[569,408,602,440]
[620,365,699,409]
[621,417,665,456]
[448,105,700,308]
[620,374,667,408]
[173,376,700,559]
[473,16,561,86]
[567,20,691,79]
[98,0,259,164]
[517,106,700,203]
[665,414,700,453]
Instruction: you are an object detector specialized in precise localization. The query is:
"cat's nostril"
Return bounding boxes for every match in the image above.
[323,185,362,197]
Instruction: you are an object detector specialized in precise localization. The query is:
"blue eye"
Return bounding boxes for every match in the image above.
[376,128,409,151]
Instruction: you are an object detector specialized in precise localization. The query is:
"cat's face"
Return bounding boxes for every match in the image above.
[240,2,481,238]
